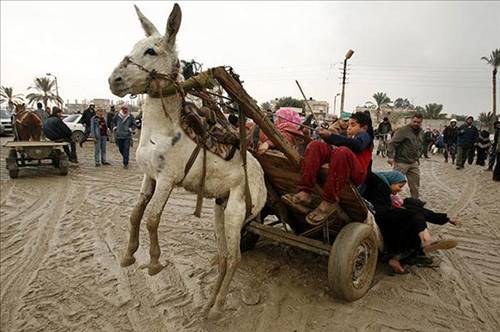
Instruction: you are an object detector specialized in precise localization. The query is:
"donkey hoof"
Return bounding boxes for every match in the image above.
[148,263,164,276]
[121,256,136,267]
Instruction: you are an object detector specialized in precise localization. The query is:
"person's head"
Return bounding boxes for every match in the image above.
[228,113,238,127]
[383,117,389,122]
[121,105,129,113]
[410,113,424,130]
[466,116,473,125]
[52,106,63,117]
[36,102,43,109]
[339,112,351,129]
[450,119,457,127]
[347,112,371,137]
[376,171,407,194]
[96,108,105,117]
[110,105,115,112]
[89,102,95,110]
[45,106,50,112]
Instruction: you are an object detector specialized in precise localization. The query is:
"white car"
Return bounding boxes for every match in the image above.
[0,109,13,135]
[63,113,86,143]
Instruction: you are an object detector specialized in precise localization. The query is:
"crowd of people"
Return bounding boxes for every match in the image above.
[38,102,137,168]
[34,103,499,274]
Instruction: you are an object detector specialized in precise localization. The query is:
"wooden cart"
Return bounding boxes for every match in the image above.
[152,67,380,301]
[4,141,70,178]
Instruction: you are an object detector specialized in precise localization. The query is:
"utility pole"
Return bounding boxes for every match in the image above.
[46,73,62,109]
[340,49,354,115]
[333,93,340,116]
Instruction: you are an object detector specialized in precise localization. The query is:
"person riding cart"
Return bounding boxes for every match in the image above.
[43,107,78,163]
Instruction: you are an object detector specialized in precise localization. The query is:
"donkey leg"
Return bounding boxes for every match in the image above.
[144,179,174,276]
[202,199,228,315]
[121,175,156,267]
[213,190,246,312]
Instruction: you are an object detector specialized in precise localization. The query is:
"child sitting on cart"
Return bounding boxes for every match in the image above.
[283,111,373,225]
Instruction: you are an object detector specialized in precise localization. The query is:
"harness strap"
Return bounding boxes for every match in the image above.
[238,107,253,217]
[194,146,207,217]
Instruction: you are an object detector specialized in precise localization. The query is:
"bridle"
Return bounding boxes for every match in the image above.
[120,56,183,122]
[120,56,182,97]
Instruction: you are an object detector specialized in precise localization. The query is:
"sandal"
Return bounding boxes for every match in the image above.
[423,239,458,256]
[305,203,337,226]
[282,193,315,215]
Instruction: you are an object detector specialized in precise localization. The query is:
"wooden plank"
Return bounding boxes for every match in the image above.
[247,221,331,256]
[3,141,69,147]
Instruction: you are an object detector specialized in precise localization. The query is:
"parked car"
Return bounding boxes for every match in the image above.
[62,113,85,143]
[0,109,13,136]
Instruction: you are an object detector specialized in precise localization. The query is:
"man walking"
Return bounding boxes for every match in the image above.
[422,127,433,159]
[487,120,500,171]
[78,102,96,147]
[443,119,458,163]
[113,105,136,169]
[34,102,49,124]
[456,116,479,170]
[106,105,117,143]
[387,113,424,199]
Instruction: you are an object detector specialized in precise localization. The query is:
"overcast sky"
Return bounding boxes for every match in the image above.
[1,1,499,117]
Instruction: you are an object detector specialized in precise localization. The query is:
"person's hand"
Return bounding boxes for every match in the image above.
[449,218,459,226]
[319,128,331,139]
[257,142,269,155]
[387,158,394,166]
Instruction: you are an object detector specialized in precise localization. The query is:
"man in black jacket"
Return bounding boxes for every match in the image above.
[106,105,116,143]
[456,116,479,169]
[44,107,78,163]
[443,119,458,163]
[78,102,96,147]
[487,120,500,172]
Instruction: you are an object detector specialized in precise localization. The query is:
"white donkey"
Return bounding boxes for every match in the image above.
[108,4,266,314]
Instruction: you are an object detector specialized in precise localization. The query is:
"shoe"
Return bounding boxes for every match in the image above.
[69,158,79,164]
[423,239,458,256]
[102,162,111,165]
[79,141,83,148]
[123,164,129,169]
[485,167,493,172]
[456,166,463,170]
[95,163,101,167]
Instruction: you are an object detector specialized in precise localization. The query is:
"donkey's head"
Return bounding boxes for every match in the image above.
[14,103,26,114]
[109,4,182,97]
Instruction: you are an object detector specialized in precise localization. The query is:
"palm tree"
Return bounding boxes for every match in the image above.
[423,103,447,119]
[481,49,500,129]
[25,77,62,109]
[367,92,392,122]
[0,86,24,112]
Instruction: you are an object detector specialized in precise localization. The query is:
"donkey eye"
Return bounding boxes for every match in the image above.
[144,48,157,56]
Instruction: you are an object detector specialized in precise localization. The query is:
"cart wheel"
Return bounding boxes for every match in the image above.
[328,222,378,302]
[240,208,268,252]
[58,158,69,176]
[6,149,19,179]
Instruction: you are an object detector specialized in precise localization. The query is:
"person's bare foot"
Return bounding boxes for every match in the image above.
[388,259,406,274]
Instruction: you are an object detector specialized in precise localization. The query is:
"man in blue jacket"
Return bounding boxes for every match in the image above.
[456,116,479,170]
[113,105,136,169]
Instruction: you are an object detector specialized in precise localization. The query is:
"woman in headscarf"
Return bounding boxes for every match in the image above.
[256,108,309,155]
[363,170,458,274]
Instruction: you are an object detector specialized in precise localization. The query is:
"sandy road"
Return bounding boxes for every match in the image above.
[0,136,499,331]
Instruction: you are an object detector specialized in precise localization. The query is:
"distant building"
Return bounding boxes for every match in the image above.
[304,98,329,121]
[91,99,111,110]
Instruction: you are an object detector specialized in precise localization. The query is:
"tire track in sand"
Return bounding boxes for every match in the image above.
[0,177,70,330]
[428,161,500,328]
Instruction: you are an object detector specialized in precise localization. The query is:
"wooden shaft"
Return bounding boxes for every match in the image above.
[295,80,319,123]
[212,67,302,169]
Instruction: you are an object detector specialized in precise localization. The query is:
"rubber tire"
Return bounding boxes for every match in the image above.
[58,158,69,176]
[328,222,378,302]
[240,207,270,252]
[71,130,84,144]
[6,149,18,179]
[8,169,19,179]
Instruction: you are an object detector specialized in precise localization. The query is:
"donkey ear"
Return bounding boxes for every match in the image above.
[165,3,181,46]
[134,5,159,37]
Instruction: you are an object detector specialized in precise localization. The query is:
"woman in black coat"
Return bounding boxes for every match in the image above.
[363,171,457,273]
